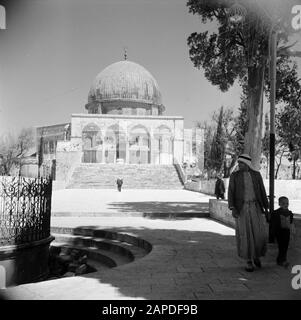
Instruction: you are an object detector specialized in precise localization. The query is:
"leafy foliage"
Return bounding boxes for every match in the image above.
[187,0,300,169]
[209,106,225,173]
[199,105,244,178]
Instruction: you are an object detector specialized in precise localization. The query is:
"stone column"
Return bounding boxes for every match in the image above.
[102,143,106,163]
[171,137,175,164]
[150,134,157,164]
[126,137,130,164]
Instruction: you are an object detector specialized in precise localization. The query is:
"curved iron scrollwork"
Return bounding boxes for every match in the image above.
[0,176,52,246]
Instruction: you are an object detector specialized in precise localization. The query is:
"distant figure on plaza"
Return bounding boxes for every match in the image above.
[214,175,225,200]
[116,177,123,192]
[228,154,269,272]
[270,196,294,268]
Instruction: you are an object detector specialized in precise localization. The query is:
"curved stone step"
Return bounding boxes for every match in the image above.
[51,226,153,253]
[73,227,152,253]
[50,227,152,271]
[51,242,130,268]
[51,233,139,261]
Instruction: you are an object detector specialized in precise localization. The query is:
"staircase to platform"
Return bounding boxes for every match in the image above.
[66,164,184,189]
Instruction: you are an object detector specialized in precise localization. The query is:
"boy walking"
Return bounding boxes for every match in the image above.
[270,196,294,268]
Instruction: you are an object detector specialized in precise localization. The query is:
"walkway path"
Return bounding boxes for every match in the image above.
[1,189,300,300]
[51,189,212,216]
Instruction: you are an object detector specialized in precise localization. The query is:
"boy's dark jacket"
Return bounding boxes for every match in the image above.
[228,169,269,212]
[270,208,293,234]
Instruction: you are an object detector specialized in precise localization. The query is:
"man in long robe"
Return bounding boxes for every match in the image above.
[228,154,269,272]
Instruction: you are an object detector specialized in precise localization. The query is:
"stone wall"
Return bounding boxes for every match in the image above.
[0,236,54,287]
[55,140,82,185]
[209,199,301,250]
[20,162,38,178]
[186,178,301,200]
[209,199,235,228]
[185,179,229,196]
[52,180,67,191]
[268,180,301,200]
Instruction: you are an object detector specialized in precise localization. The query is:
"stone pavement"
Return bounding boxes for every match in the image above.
[51,188,301,216]
[51,189,213,216]
[1,189,301,300]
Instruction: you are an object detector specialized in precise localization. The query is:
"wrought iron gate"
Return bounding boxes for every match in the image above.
[0,176,52,246]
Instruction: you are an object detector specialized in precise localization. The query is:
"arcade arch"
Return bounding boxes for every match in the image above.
[104,124,126,163]
[82,123,102,163]
[129,125,150,164]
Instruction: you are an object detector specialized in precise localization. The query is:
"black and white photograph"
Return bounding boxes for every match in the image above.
[0,0,300,305]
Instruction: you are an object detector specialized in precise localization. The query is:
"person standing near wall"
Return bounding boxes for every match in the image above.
[228,154,269,272]
[214,174,225,200]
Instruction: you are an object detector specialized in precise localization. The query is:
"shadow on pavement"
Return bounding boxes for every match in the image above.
[82,226,301,300]
[106,201,209,218]
[1,223,300,300]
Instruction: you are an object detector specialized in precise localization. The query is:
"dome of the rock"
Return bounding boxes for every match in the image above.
[86,60,164,115]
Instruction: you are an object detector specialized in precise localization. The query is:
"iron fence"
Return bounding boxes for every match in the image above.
[0,176,52,246]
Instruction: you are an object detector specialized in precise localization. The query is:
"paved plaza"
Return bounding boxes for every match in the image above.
[1,189,301,300]
[51,189,213,216]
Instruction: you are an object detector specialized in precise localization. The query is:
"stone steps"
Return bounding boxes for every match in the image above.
[67,164,184,189]
[51,241,130,268]
[50,227,152,271]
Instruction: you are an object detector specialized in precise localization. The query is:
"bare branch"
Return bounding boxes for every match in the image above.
[278,48,301,58]
[278,41,298,52]
[237,32,245,48]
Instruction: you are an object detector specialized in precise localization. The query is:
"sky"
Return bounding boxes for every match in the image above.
[0,0,300,136]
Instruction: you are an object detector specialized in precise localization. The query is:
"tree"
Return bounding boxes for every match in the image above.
[262,112,270,178]
[187,0,301,169]
[0,128,35,176]
[209,106,225,174]
[267,56,301,179]
[277,104,301,179]
[213,106,239,177]
[261,111,286,179]
[233,86,248,155]
[198,106,239,178]
[274,146,289,179]
[201,121,215,177]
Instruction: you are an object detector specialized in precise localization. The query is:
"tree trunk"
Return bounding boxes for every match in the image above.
[275,150,284,179]
[243,59,266,171]
[292,158,296,180]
